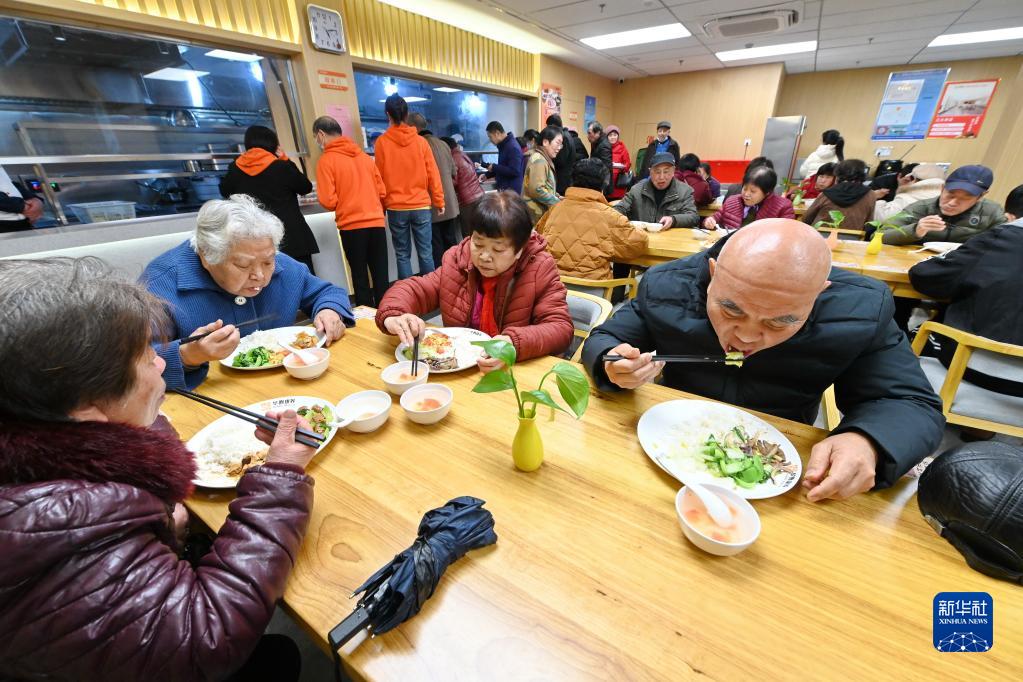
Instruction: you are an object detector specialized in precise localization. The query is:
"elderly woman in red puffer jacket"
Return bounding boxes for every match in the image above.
[376,191,573,370]
[0,258,317,682]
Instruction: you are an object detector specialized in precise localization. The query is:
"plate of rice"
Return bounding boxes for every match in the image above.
[220,326,325,371]
[187,395,337,488]
[637,399,803,499]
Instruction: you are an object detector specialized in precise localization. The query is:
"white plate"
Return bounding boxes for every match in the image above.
[187,395,338,488]
[920,241,961,254]
[221,326,326,371]
[637,399,803,500]
[394,327,491,374]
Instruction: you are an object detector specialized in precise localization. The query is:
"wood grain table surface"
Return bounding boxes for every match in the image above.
[164,320,1019,681]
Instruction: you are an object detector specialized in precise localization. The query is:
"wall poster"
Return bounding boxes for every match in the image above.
[871,68,949,140]
[541,83,562,122]
[927,79,1000,139]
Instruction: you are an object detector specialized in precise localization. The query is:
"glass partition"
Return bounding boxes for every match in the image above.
[353,69,527,164]
[0,15,306,228]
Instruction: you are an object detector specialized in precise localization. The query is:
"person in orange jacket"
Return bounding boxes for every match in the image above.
[374,94,445,279]
[314,115,390,307]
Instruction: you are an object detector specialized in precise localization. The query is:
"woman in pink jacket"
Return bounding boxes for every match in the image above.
[703,166,795,231]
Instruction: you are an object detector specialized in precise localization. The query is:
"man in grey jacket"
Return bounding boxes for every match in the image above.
[882,165,1003,245]
[582,219,945,502]
[410,113,461,262]
[613,153,699,230]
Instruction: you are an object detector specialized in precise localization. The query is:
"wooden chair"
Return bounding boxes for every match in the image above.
[565,290,613,362]
[560,275,639,302]
[911,321,1023,437]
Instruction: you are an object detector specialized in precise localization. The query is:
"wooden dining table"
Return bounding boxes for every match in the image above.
[621,228,934,299]
[165,321,1021,681]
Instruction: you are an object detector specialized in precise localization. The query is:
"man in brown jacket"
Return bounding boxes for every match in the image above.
[536,158,648,280]
[410,112,462,262]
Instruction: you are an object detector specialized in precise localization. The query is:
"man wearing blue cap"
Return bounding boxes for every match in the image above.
[882,164,1004,245]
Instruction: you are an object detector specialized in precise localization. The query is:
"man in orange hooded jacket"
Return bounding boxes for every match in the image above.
[374,94,445,280]
[314,115,390,307]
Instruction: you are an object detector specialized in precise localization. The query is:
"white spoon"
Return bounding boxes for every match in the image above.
[683,480,734,527]
[286,345,320,365]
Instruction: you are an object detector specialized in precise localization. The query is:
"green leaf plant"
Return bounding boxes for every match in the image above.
[470,339,590,421]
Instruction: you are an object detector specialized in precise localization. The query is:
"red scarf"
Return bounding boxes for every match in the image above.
[479,276,499,336]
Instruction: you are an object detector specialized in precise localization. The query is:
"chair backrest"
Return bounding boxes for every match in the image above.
[306,212,352,291]
[560,274,639,302]
[565,290,613,362]
[0,231,191,280]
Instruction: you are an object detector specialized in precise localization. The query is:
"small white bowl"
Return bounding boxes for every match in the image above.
[335,390,391,433]
[675,485,761,556]
[380,360,429,395]
[399,384,453,425]
[283,347,330,380]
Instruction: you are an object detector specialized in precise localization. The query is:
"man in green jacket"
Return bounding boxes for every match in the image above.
[613,152,699,230]
[882,165,1004,245]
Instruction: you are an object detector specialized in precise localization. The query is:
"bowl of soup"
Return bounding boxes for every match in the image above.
[675,485,761,556]
[399,384,453,425]
[335,390,391,433]
[381,360,429,395]
[283,347,330,380]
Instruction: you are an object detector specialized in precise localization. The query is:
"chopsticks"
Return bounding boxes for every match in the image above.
[178,313,277,345]
[170,388,325,447]
[411,334,420,377]
[602,354,733,364]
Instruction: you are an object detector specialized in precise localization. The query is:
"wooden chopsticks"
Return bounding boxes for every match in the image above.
[170,388,325,447]
[411,334,420,377]
[178,313,277,345]
[602,354,732,363]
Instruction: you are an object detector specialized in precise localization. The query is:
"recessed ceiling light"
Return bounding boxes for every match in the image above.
[377,96,428,103]
[928,26,1023,47]
[143,67,209,81]
[580,23,690,50]
[205,49,263,62]
[433,87,462,93]
[716,41,817,62]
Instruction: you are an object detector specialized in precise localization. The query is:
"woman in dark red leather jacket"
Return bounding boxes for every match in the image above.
[0,257,317,682]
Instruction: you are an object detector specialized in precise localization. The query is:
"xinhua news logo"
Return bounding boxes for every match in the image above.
[933,592,993,652]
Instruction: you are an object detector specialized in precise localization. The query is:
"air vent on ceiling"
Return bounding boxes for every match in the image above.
[703,9,800,39]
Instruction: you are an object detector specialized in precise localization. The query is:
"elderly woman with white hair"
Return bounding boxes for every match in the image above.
[142,194,353,390]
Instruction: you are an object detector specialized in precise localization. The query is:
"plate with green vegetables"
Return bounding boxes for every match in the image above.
[638,399,803,499]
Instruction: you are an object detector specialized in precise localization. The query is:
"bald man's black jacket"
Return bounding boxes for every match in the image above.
[582,237,945,488]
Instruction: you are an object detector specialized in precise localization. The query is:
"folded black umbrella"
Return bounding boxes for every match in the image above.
[328,496,497,673]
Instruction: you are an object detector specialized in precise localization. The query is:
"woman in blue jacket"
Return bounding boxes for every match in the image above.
[141,194,353,390]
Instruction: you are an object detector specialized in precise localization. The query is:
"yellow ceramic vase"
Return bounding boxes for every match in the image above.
[866,229,884,255]
[512,416,544,472]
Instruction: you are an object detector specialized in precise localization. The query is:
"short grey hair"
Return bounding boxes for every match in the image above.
[0,257,167,421]
[191,194,284,264]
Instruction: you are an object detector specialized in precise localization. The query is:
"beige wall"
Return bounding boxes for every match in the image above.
[537,56,616,133]
[613,63,785,162]
[776,56,1023,189]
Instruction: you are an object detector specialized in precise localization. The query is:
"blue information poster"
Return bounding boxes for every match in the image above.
[872,68,949,140]
[584,95,596,129]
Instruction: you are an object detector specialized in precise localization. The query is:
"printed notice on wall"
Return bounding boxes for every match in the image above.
[584,95,596,129]
[871,68,949,141]
[927,79,1000,139]
[325,104,356,145]
[541,83,562,121]
[317,70,349,91]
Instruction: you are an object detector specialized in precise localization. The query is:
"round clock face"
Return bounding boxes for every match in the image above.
[308,5,345,53]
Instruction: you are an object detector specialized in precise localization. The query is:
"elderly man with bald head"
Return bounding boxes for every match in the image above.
[582,219,944,502]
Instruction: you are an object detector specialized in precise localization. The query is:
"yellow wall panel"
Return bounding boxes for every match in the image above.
[341,0,536,94]
[43,0,301,43]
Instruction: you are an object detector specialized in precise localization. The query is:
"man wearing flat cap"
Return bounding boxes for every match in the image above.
[639,121,681,179]
[614,152,699,231]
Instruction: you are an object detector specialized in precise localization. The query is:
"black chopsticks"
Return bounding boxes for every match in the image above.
[411,334,420,377]
[178,313,277,345]
[602,354,733,363]
[171,388,325,447]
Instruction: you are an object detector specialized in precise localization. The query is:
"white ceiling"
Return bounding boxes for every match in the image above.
[400,0,1023,78]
